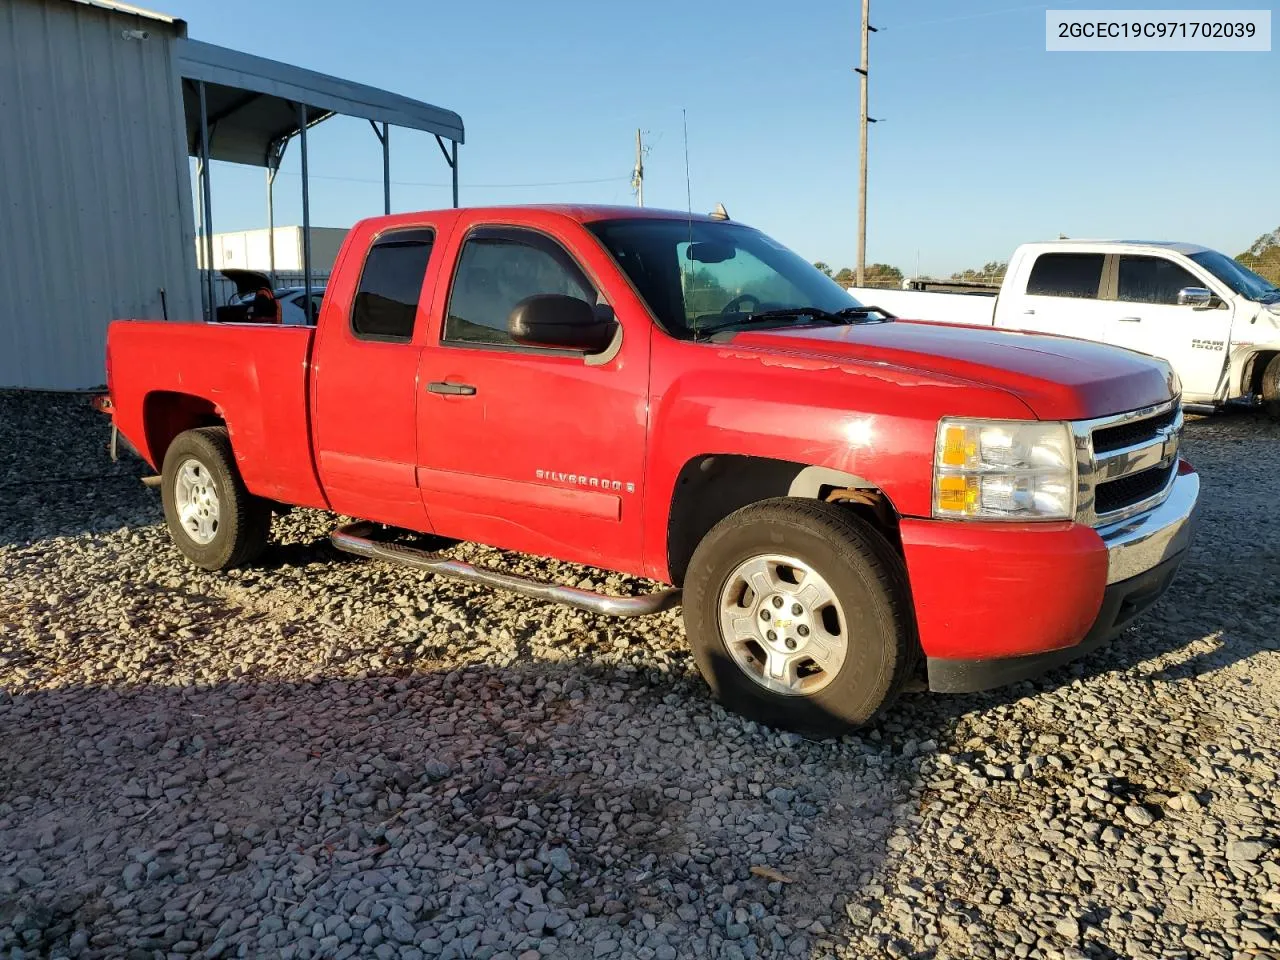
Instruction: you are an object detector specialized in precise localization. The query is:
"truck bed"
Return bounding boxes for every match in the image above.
[106,320,328,510]
[846,287,998,327]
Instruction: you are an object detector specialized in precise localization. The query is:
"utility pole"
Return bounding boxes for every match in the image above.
[632,129,645,206]
[855,0,876,287]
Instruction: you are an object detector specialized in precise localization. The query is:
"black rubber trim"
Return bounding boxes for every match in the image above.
[926,551,1187,694]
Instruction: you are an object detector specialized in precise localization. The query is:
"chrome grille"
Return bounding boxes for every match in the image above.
[1072,399,1183,527]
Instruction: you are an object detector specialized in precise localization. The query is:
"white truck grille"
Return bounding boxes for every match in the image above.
[1073,399,1183,528]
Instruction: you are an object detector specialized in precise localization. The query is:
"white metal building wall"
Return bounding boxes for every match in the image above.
[0,0,200,389]
[194,226,350,273]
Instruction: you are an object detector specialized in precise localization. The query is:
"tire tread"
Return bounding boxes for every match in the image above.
[161,426,271,570]
[683,496,919,735]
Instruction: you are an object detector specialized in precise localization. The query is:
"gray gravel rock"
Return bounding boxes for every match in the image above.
[2,394,1279,959]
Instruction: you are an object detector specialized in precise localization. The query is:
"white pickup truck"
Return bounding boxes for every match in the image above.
[848,240,1280,417]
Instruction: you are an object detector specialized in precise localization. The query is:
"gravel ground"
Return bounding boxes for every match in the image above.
[1,389,1277,960]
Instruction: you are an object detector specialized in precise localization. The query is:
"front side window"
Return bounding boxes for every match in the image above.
[444,228,596,346]
[585,218,860,337]
[1025,253,1105,299]
[351,229,435,342]
[1117,256,1202,305]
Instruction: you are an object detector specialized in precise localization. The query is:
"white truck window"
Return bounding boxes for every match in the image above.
[1025,253,1105,299]
[1117,256,1201,305]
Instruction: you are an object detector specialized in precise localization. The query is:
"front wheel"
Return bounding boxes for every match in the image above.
[682,498,917,737]
[160,427,271,571]
[1261,354,1280,422]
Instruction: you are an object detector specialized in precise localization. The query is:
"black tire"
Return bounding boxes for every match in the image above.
[1261,354,1280,422]
[682,498,917,737]
[160,426,271,571]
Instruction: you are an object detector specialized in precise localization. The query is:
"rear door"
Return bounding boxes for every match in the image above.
[1100,253,1233,400]
[415,220,651,573]
[311,225,440,531]
[1002,251,1107,342]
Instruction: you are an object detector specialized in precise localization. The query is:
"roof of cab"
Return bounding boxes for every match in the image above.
[469,204,722,223]
[1027,239,1213,256]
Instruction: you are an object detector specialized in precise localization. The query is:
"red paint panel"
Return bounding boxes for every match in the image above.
[736,319,1179,420]
[899,518,1109,660]
[637,332,1040,582]
[414,209,651,574]
[417,467,621,521]
[105,321,327,510]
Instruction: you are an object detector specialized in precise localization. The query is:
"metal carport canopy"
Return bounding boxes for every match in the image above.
[174,38,464,166]
[174,37,464,320]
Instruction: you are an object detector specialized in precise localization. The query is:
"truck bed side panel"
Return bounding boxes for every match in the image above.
[108,320,327,509]
[846,287,998,327]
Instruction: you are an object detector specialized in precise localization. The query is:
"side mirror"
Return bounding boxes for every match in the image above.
[508,293,618,353]
[1177,286,1214,309]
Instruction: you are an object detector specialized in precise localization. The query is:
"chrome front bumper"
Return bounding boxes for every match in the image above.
[1097,466,1200,584]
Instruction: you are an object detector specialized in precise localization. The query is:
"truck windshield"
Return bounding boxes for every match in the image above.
[1189,250,1280,303]
[585,218,865,337]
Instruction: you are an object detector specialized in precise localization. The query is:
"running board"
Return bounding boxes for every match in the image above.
[329,522,682,618]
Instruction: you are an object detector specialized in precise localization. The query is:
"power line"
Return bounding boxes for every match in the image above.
[274,171,629,189]
[899,0,1085,28]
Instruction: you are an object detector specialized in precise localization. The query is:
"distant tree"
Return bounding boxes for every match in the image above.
[864,263,903,287]
[950,260,1008,284]
[1238,226,1280,285]
[830,264,900,287]
[813,261,833,278]
[682,267,731,318]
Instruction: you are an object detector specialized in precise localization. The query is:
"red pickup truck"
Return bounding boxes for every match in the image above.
[102,204,1200,735]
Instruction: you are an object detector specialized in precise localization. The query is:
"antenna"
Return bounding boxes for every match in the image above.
[631,128,646,206]
[683,108,699,340]
[682,108,693,225]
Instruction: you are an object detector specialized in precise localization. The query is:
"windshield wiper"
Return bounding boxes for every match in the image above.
[827,304,897,321]
[693,305,894,338]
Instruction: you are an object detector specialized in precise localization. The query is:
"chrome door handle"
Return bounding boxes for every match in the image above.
[1118,316,1142,323]
[427,381,476,396]
[1022,309,1035,315]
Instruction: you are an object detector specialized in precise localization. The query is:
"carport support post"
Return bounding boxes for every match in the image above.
[266,166,278,286]
[382,123,390,214]
[451,140,458,208]
[369,120,391,215]
[197,81,215,321]
[298,102,312,310]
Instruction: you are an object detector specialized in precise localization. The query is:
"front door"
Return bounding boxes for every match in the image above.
[1100,253,1233,401]
[311,225,440,531]
[415,222,650,575]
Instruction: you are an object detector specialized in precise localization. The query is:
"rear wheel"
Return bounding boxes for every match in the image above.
[1261,354,1280,421]
[160,427,271,571]
[682,498,917,737]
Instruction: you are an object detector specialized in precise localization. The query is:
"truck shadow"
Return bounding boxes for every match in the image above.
[1,576,1270,960]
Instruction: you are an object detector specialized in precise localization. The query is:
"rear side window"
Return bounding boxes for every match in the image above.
[1117,256,1201,305]
[351,228,435,342]
[1025,253,1104,299]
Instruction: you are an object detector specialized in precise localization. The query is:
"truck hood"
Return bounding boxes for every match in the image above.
[730,320,1178,420]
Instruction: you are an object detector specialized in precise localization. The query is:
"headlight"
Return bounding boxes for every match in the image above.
[933,418,1075,520]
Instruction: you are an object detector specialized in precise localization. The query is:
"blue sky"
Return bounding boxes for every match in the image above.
[167,0,1278,277]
